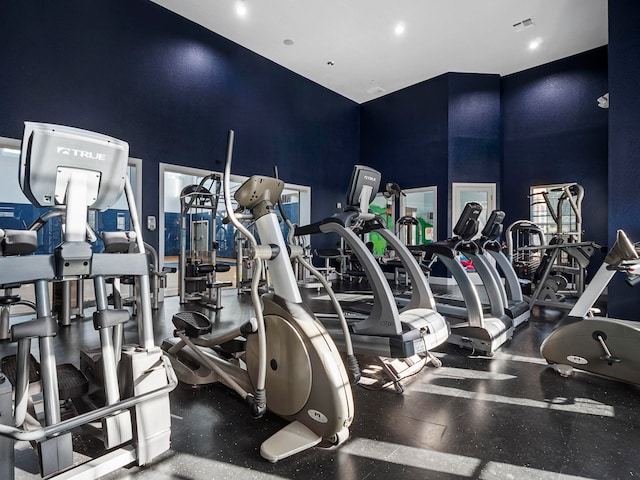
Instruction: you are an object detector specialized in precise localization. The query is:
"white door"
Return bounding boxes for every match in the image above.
[452,182,496,236]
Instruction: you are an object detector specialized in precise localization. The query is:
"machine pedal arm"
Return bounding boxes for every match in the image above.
[592,330,622,366]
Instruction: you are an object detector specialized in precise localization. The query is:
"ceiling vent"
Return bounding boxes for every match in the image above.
[513,18,534,32]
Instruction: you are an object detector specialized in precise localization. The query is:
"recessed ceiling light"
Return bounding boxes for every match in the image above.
[235,1,247,17]
[367,86,386,96]
[394,22,405,35]
[528,38,542,50]
[283,39,294,46]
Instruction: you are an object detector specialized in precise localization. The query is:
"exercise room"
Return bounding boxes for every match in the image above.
[0,1,638,479]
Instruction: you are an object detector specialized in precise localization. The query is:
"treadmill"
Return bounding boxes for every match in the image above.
[420,203,513,355]
[295,165,449,391]
[475,210,530,328]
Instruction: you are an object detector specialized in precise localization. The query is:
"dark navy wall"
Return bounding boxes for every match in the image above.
[608,1,640,319]
[448,73,502,228]
[448,73,502,184]
[360,74,449,241]
[360,73,501,278]
[0,0,627,312]
[501,47,609,248]
[360,73,501,242]
[0,0,359,251]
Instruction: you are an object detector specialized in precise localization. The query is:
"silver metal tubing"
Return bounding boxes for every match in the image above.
[99,327,120,404]
[0,306,9,340]
[294,252,355,357]
[113,323,123,365]
[27,208,65,231]
[179,204,187,304]
[35,279,61,426]
[94,275,109,309]
[596,334,613,357]
[222,133,258,250]
[60,280,72,326]
[94,275,121,405]
[248,258,267,392]
[222,130,267,397]
[176,331,249,399]
[136,275,154,349]
[0,356,177,442]
[124,175,155,351]
[145,243,160,309]
[110,277,124,363]
[13,337,31,427]
[112,277,123,310]
[76,278,85,316]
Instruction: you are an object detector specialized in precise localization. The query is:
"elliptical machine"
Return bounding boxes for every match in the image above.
[161,130,354,462]
[540,229,640,385]
[0,122,177,479]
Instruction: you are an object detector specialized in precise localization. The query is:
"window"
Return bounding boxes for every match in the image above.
[399,186,437,244]
[159,163,310,295]
[529,183,583,243]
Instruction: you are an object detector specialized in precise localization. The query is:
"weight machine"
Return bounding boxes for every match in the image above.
[178,174,232,308]
[508,183,601,309]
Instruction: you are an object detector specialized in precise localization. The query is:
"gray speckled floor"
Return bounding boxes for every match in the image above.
[3,287,640,480]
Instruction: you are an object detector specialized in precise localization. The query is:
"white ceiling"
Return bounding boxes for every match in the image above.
[150,0,608,104]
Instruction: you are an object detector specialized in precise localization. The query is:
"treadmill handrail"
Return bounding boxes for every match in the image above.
[316,220,403,336]
[294,211,358,237]
[374,227,437,311]
[420,237,478,259]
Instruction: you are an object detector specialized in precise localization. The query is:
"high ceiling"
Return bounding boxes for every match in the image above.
[150,0,608,104]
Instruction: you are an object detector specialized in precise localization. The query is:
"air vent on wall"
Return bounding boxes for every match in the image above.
[513,18,534,32]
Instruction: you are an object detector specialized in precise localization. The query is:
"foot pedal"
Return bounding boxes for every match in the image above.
[172,311,212,337]
[1,355,88,400]
[260,420,322,463]
[1,354,40,385]
[57,363,89,400]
